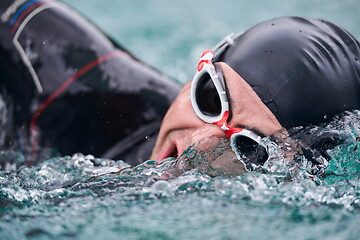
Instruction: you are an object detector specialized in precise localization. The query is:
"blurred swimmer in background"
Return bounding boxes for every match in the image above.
[0,0,180,165]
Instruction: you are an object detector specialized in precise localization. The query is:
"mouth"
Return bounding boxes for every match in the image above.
[155,135,224,161]
[156,142,179,161]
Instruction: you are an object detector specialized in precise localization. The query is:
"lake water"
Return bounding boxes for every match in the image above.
[61,0,360,84]
[1,0,360,239]
[1,110,359,239]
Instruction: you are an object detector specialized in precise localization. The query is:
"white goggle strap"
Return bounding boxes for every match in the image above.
[212,32,242,60]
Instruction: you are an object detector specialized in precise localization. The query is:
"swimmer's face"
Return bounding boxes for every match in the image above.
[150,62,283,161]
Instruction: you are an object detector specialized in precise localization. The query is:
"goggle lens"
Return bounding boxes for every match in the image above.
[233,135,269,170]
[195,72,222,116]
[191,33,272,171]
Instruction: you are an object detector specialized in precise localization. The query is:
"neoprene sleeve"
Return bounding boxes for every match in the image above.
[0,0,181,164]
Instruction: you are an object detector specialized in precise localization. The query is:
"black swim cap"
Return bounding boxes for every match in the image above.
[219,17,360,128]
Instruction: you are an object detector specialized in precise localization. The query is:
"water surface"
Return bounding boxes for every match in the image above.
[1,111,359,239]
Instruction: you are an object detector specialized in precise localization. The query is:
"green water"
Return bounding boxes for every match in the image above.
[1,111,359,239]
[61,0,360,84]
[1,1,360,239]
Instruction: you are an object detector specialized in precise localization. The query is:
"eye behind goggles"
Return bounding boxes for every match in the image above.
[190,33,273,171]
[191,58,228,123]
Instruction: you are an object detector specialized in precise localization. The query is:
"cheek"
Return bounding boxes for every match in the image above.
[155,91,205,151]
[210,149,247,176]
[165,96,204,129]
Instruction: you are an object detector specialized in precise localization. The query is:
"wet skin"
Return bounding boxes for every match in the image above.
[150,62,284,162]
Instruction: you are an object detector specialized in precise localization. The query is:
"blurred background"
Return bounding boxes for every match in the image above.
[61,0,360,84]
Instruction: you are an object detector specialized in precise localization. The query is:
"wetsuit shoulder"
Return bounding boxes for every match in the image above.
[0,0,181,165]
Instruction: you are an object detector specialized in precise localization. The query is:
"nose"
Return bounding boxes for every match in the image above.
[186,123,227,152]
[171,122,226,159]
[193,122,227,141]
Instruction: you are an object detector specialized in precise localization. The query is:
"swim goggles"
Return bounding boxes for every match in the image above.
[190,33,272,171]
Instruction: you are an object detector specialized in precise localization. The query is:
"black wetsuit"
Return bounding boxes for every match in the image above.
[0,0,181,165]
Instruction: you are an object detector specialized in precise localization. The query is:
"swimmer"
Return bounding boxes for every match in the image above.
[1,1,359,172]
[0,0,181,165]
[151,17,360,173]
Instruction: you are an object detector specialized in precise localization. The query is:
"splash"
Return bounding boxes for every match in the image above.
[0,111,359,239]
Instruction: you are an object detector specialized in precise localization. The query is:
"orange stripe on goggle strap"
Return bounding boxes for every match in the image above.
[213,110,243,138]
